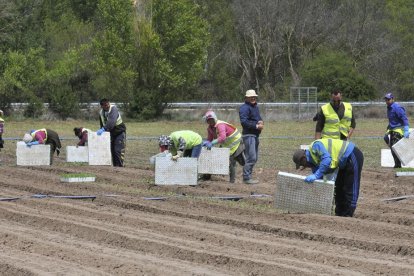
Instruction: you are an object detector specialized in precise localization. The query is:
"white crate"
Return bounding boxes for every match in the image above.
[88,132,112,166]
[155,157,198,185]
[197,147,230,175]
[16,141,51,166]
[392,138,414,166]
[275,172,334,215]
[66,146,89,163]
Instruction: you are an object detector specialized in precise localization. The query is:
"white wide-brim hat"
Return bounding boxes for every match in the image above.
[245,89,258,97]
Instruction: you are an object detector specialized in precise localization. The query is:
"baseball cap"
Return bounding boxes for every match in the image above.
[384,92,394,100]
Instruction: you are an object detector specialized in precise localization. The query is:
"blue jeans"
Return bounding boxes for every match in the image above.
[184,144,202,158]
[242,135,259,180]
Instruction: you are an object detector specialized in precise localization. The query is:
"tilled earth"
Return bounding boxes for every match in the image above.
[0,154,413,275]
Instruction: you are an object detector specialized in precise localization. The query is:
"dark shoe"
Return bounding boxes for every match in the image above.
[202,174,212,180]
[229,178,235,183]
[243,179,259,185]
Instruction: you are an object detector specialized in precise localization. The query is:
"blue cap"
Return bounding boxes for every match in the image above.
[384,92,394,100]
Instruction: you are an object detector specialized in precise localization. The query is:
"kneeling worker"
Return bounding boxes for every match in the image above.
[292,138,363,217]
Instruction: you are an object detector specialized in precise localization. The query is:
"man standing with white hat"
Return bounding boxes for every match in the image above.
[239,89,264,184]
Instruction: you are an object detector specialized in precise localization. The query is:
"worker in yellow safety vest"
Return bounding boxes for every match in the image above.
[314,89,355,140]
[202,110,245,183]
[293,138,364,217]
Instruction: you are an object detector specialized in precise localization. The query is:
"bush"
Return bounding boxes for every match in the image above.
[300,50,376,101]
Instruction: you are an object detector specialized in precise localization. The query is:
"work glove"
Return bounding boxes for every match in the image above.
[26,141,39,147]
[202,141,213,150]
[172,151,183,161]
[304,174,317,183]
[96,127,105,136]
[404,126,410,138]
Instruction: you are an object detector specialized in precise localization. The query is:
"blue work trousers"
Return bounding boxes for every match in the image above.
[111,132,126,167]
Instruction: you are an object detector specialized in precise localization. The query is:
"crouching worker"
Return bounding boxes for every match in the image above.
[203,110,245,183]
[74,127,91,147]
[23,128,62,163]
[159,130,202,160]
[292,138,364,217]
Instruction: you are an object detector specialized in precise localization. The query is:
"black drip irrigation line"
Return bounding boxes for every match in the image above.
[0,194,122,202]
[143,193,273,201]
[382,195,414,202]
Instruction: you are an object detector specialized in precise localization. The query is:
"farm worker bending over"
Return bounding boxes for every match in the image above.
[383,92,410,168]
[203,110,245,183]
[96,98,126,167]
[23,129,62,162]
[0,110,4,151]
[314,89,356,140]
[239,89,263,185]
[292,138,364,217]
[73,127,91,147]
[159,130,202,160]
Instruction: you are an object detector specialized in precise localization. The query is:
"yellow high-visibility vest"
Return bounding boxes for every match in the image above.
[214,120,241,155]
[321,102,352,139]
[309,138,350,169]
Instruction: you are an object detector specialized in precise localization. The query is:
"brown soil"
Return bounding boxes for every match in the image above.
[0,155,413,275]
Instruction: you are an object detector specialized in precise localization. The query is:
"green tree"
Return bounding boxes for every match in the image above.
[0,48,46,115]
[300,50,375,101]
[195,0,240,101]
[152,0,210,100]
[128,14,171,119]
[384,0,414,100]
[45,47,93,119]
[92,0,136,103]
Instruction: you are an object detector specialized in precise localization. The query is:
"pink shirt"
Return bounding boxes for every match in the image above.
[34,130,47,144]
[207,122,236,143]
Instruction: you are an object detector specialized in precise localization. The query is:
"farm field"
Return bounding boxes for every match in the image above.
[0,119,413,275]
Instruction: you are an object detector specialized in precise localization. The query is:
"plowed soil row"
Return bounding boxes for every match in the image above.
[0,162,413,275]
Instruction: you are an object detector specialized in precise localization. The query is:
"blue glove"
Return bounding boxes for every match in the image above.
[304,174,317,183]
[26,141,39,147]
[202,141,213,150]
[404,126,410,138]
[96,128,105,136]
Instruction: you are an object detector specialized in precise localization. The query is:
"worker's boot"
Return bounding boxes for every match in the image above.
[229,163,236,183]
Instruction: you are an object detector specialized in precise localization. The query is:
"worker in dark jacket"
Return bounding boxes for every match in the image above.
[293,138,364,217]
[314,89,356,140]
[96,98,126,167]
[239,89,263,184]
[383,92,410,168]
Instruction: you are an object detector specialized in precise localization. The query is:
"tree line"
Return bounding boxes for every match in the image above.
[0,0,413,119]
